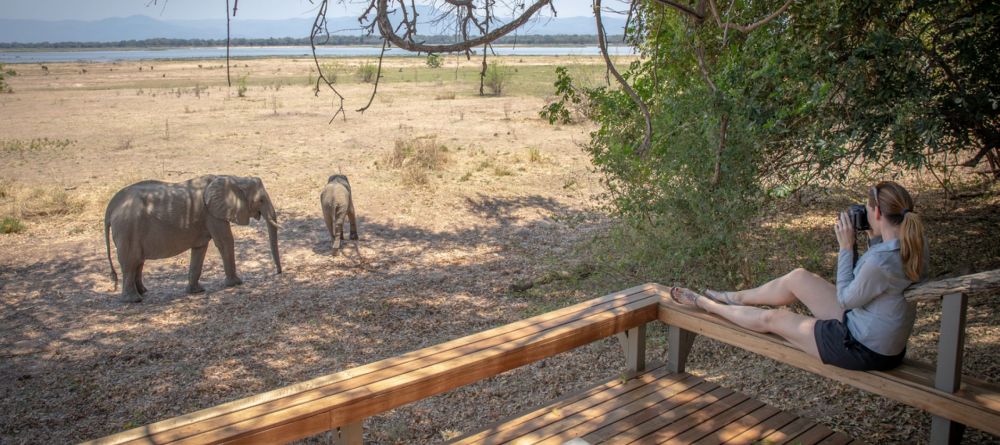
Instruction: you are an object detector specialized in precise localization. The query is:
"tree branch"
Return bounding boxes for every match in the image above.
[595,0,651,157]
[707,0,793,34]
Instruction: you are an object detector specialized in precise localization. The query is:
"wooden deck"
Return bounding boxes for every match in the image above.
[450,364,860,445]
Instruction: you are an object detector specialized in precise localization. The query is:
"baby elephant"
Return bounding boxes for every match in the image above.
[320,175,358,254]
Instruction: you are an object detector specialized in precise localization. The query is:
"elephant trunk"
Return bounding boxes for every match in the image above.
[263,197,282,274]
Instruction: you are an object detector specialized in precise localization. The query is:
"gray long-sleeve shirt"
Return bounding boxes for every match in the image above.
[836,236,926,356]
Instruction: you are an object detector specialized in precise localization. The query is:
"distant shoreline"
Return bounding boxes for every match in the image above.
[0,44,632,64]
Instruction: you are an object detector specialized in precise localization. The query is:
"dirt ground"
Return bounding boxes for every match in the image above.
[1,56,998,444]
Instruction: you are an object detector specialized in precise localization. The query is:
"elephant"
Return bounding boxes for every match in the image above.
[320,174,358,254]
[104,175,282,302]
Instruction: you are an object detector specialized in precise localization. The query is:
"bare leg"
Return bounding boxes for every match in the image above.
[673,288,821,359]
[723,268,842,320]
[187,244,208,294]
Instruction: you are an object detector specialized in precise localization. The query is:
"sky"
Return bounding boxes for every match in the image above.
[1,0,603,21]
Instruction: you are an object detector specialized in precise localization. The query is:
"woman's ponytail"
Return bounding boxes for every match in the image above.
[899,211,925,281]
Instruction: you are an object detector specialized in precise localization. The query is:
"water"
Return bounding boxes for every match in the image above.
[0,45,633,64]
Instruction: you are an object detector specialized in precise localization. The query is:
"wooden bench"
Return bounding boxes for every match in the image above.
[82,271,998,444]
[659,269,1000,445]
[83,284,662,444]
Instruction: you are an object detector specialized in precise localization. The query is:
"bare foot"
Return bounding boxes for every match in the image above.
[669,287,704,310]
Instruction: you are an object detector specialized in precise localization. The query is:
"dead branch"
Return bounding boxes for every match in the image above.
[310,0,346,121]
[357,39,389,114]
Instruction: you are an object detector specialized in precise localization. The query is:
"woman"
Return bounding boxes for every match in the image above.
[671,181,928,371]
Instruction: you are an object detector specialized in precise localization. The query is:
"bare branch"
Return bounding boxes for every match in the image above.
[357,39,389,114]
[310,0,346,121]
[373,0,551,53]
[707,0,793,34]
[595,0,651,157]
[649,0,704,20]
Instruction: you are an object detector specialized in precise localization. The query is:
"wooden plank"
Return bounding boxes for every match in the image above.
[759,417,817,445]
[816,431,857,445]
[451,366,683,445]
[618,390,750,445]
[786,424,835,445]
[174,296,662,444]
[84,284,659,445]
[581,383,727,444]
[93,285,651,444]
[692,405,781,445]
[718,411,797,444]
[530,379,716,445]
[603,387,741,445]
[885,360,1000,412]
[661,398,767,444]
[656,290,1000,436]
[903,269,1000,302]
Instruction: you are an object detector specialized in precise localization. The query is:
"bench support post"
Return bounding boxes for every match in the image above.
[335,421,363,445]
[930,292,968,445]
[667,325,697,373]
[617,323,647,378]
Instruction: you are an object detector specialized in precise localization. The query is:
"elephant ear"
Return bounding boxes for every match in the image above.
[205,177,250,225]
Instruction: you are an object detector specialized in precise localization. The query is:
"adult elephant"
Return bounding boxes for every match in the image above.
[104,175,282,302]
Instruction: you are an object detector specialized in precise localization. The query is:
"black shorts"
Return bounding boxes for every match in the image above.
[814,312,905,371]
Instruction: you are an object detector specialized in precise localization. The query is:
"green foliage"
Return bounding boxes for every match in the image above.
[484,61,513,96]
[577,0,999,286]
[356,61,377,83]
[425,53,443,69]
[0,63,16,93]
[2,217,25,234]
[539,66,587,124]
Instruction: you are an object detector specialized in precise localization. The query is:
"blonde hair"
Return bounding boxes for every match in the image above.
[869,181,925,281]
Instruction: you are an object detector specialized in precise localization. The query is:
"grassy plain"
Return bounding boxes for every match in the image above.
[1,54,998,444]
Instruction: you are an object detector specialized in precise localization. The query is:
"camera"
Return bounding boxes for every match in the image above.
[847,204,871,231]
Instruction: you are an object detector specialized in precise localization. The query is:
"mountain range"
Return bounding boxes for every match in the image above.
[0,13,625,44]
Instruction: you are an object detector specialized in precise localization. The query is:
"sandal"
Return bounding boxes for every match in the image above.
[669,287,703,310]
[704,289,736,305]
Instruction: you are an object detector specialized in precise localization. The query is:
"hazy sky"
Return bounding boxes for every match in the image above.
[2,1,602,21]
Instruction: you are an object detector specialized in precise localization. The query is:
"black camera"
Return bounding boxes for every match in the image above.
[847,204,871,231]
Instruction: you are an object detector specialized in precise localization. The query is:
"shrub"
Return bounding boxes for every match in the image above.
[426,53,443,69]
[0,64,16,93]
[528,147,543,163]
[357,61,377,83]
[320,62,339,84]
[384,137,450,186]
[1,217,25,234]
[237,74,249,97]
[484,61,513,96]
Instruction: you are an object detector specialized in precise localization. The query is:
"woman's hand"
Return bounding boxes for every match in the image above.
[835,211,855,251]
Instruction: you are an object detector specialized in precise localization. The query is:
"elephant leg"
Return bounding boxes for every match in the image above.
[323,206,340,254]
[135,261,147,295]
[187,244,208,294]
[116,239,142,303]
[208,220,242,287]
[348,201,359,241]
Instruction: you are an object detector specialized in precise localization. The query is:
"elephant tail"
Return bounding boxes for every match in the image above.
[105,218,118,291]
